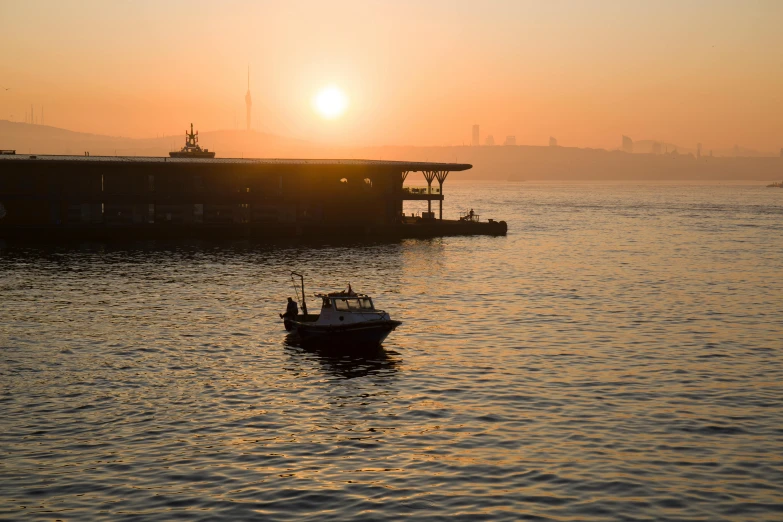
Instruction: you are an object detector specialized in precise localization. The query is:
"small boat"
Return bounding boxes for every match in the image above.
[169,123,215,158]
[283,272,401,348]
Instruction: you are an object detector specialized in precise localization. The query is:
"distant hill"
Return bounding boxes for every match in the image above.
[0,120,315,158]
[632,139,769,158]
[346,145,782,181]
[633,140,690,155]
[2,121,780,181]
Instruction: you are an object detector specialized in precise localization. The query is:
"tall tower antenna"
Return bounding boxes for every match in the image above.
[245,65,252,132]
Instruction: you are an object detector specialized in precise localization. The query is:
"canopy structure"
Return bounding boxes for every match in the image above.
[400,167,462,220]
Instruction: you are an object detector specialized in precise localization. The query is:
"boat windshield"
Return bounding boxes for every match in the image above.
[333,297,375,311]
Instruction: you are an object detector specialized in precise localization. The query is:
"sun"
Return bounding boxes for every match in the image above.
[313,85,348,119]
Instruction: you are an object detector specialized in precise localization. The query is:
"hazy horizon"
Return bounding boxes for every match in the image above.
[2,118,779,159]
[1,0,782,152]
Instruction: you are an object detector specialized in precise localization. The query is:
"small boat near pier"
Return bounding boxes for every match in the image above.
[282,272,401,348]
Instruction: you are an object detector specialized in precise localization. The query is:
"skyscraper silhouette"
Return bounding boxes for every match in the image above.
[472,125,479,146]
[245,66,252,132]
[622,135,633,153]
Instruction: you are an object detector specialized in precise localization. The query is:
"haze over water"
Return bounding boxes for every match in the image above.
[2,182,782,520]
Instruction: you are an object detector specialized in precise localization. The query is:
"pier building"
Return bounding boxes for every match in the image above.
[0,153,506,240]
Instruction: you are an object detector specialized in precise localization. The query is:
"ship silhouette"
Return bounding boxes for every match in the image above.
[169,123,215,158]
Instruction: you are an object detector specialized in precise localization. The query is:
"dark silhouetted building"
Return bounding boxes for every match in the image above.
[0,155,508,240]
[622,135,633,153]
[697,143,702,159]
[504,136,516,146]
[472,125,480,147]
[651,142,662,155]
[549,137,558,147]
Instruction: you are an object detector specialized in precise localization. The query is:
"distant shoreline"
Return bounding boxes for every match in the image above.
[2,120,781,182]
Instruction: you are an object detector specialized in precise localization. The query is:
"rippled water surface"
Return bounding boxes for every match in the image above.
[2,182,782,521]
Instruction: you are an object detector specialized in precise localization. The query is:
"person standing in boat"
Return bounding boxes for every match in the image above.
[280,297,299,320]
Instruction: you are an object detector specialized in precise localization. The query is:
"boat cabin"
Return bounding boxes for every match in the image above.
[311,292,387,326]
[319,294,376,312]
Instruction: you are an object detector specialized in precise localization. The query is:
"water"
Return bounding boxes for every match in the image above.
[2,182,782,521]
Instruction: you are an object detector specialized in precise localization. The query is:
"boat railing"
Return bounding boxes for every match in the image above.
[459,210,480,222]
[403,186,441,195]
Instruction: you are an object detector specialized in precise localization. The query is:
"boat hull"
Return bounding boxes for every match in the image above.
[286,318,402,348]
[168,151,216,158]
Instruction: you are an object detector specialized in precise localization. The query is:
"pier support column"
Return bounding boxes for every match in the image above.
[422,171,436,215]
[435,171,448,220]
[399,171,409,218]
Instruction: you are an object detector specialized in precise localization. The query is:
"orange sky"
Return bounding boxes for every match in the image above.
[1,0,781,151]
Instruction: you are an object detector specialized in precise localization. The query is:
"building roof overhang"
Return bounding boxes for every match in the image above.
[0,154,472,171]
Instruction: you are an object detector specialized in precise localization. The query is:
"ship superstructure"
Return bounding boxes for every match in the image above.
[169,123,215,158]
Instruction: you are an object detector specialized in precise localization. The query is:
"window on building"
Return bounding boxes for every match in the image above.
[148,175,155,192]
[148,203,155,224]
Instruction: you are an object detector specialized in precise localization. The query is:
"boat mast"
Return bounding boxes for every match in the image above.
[291,272,308,315]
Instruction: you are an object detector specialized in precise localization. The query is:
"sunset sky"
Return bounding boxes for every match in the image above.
[1,0,781,151]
